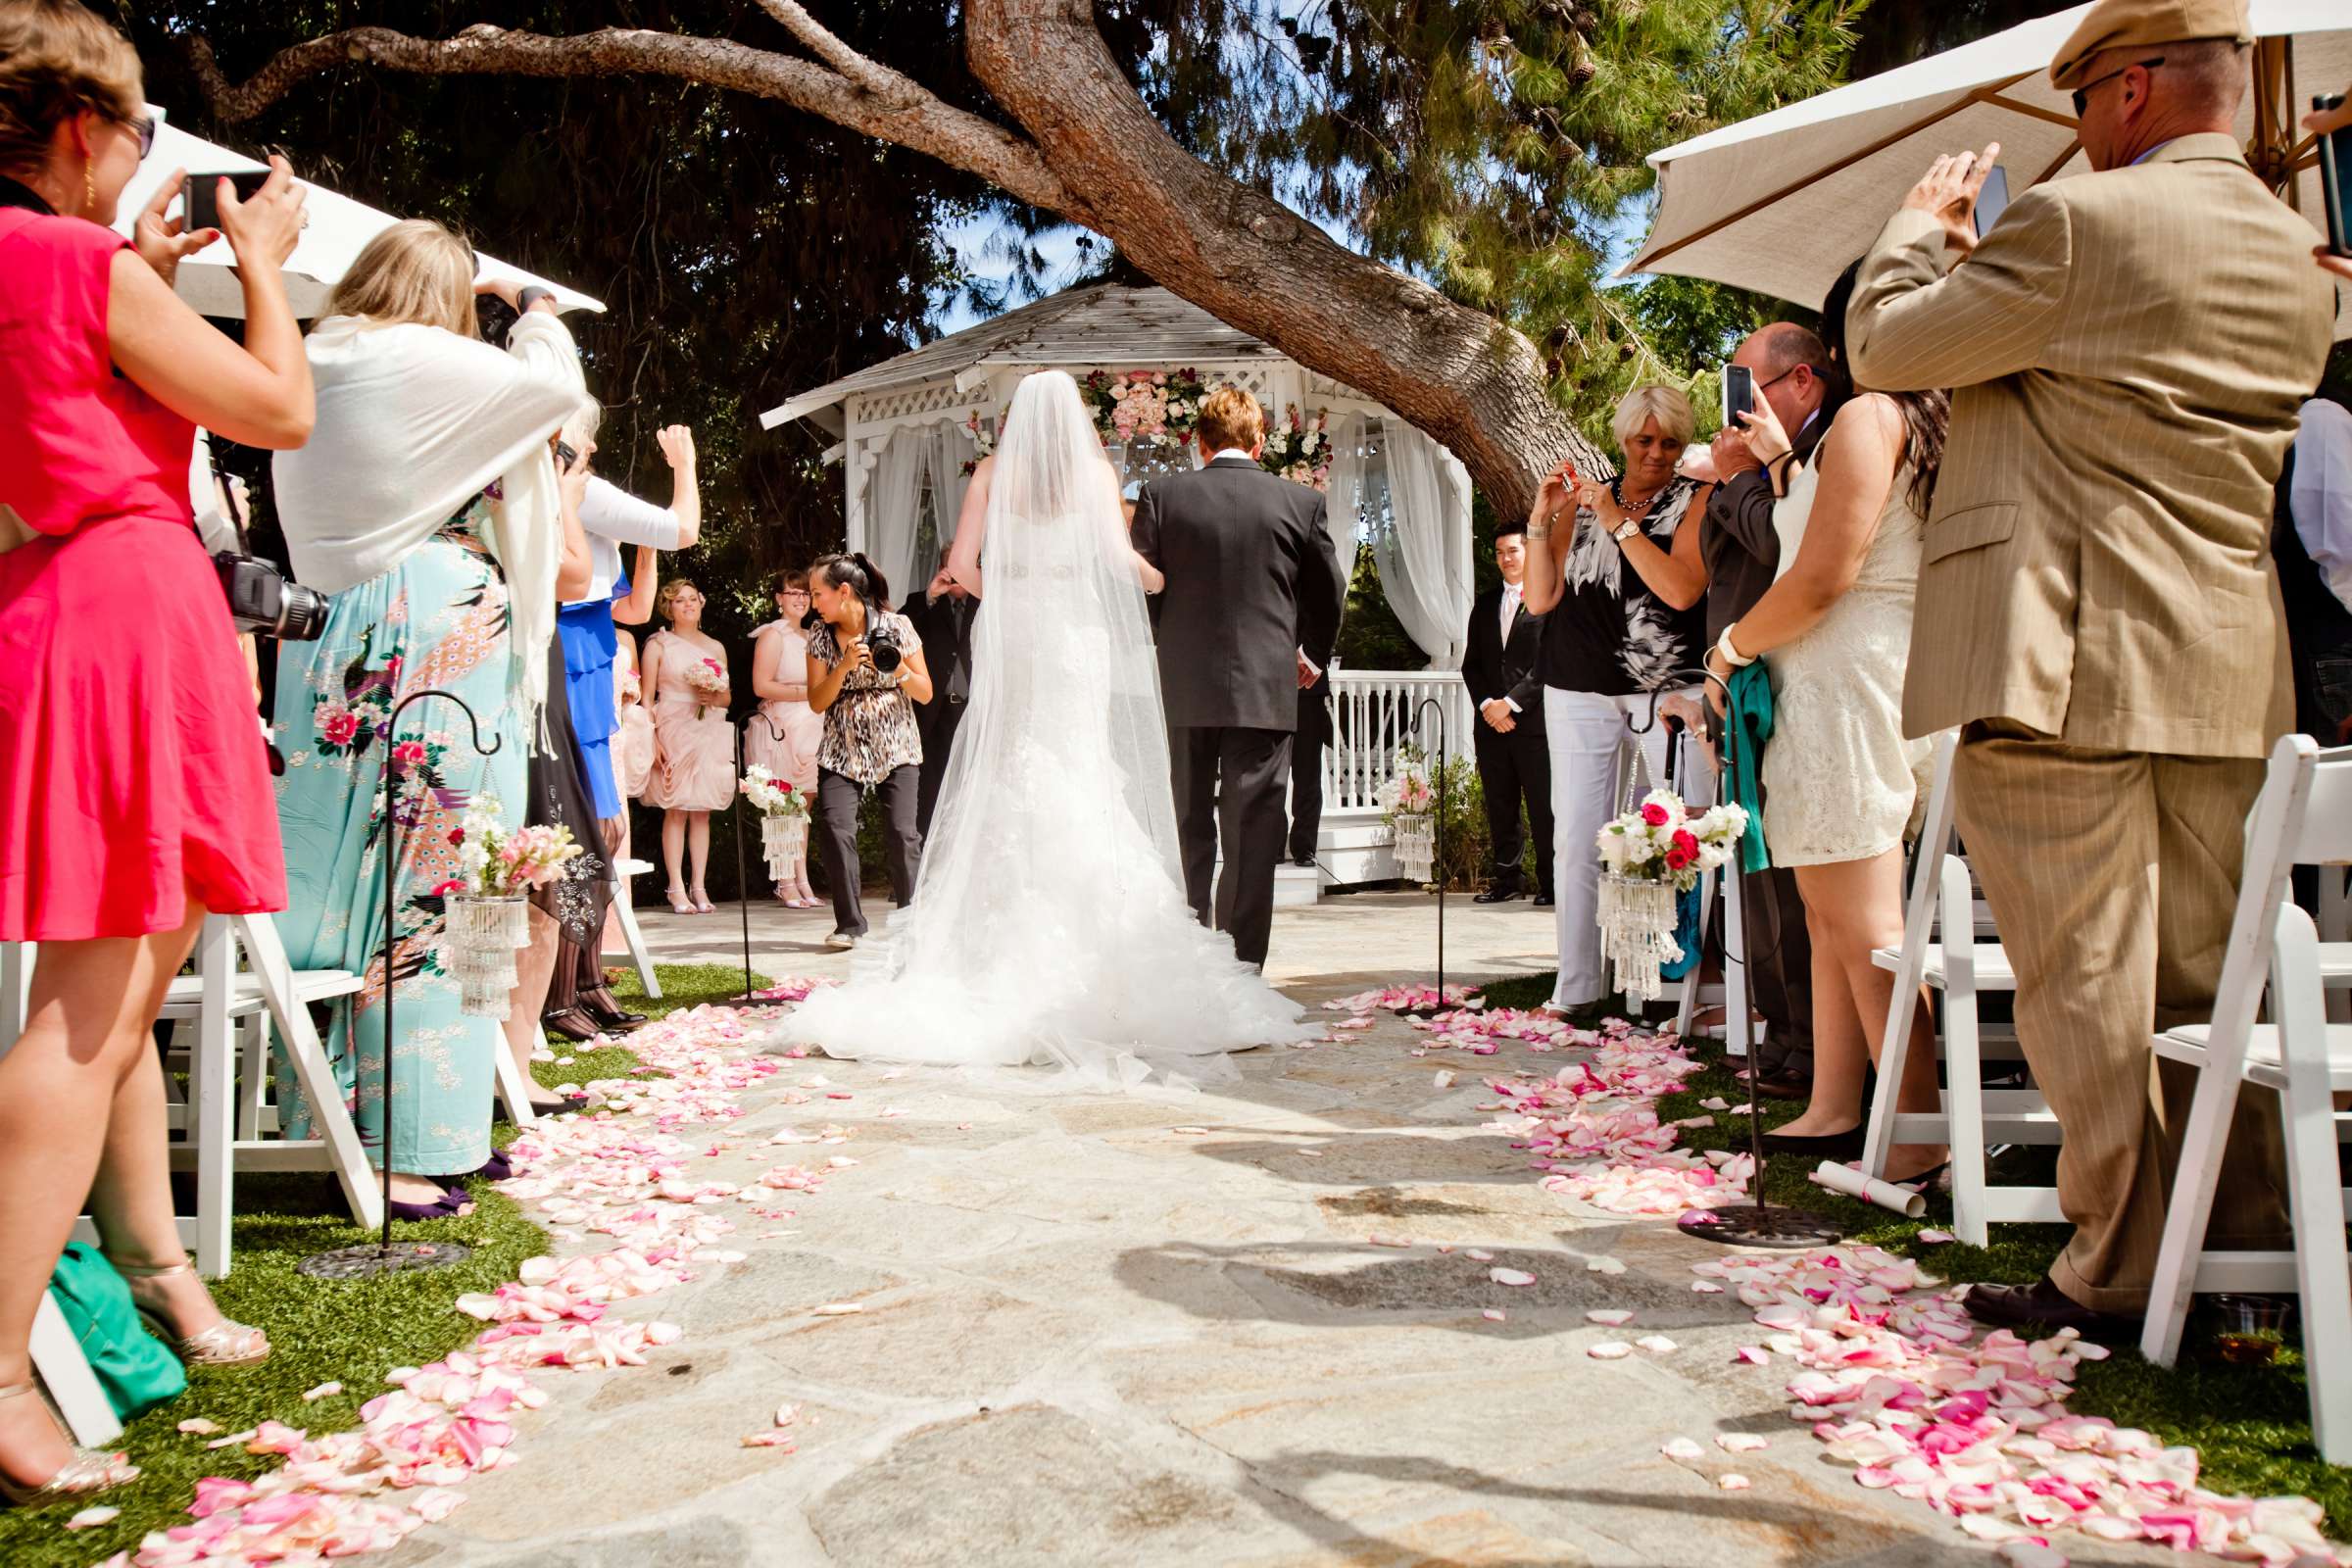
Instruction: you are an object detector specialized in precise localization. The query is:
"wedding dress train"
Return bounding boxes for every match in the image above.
[768,371,1311,1086]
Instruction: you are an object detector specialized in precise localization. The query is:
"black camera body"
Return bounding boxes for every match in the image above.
[863,608,904,675]
[214,551,328,641]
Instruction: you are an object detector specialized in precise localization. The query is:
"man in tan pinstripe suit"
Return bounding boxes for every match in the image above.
[1846,0,2338,1333]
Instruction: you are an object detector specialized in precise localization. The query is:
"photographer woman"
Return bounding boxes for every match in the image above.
[270,219,587,1220]
[806,554,934,950]
[0,0,313,1500]
[1520,384,1713,1017]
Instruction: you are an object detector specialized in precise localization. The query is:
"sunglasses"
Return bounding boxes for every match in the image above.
[115,112,156,161]
[2071,56,2164,119]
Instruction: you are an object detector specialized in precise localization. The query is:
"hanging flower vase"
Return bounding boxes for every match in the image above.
[1596,872,1681,1002]
[760,812,808,882]
[444,892,529,1020]
[1392,810,1436,885]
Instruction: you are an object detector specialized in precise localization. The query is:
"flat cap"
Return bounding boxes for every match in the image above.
[2049,0,2252,90]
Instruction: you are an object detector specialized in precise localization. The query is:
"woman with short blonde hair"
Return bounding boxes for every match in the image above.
[1520,382,1715,1015]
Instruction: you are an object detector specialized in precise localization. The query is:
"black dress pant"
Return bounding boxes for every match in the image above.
[1739,864,1814,1076]
[1172,725,1291,968]
[1474,722,1554,898]
[814,764,921,937]
[915,698,967,840]
[1288,690,1331,862]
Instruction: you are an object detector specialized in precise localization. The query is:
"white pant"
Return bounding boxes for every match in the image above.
[1544,685,1711,1009]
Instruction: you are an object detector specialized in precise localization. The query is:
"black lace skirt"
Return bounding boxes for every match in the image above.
[526,637,612,948]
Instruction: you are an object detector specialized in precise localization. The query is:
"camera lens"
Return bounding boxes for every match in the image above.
[276,584,329,642]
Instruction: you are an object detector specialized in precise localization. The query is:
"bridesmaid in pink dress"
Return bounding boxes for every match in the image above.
[747,571,825,906]
[641,580,737,912]
[613,630,659,800]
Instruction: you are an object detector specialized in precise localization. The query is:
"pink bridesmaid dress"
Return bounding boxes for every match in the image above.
[744,620,824,795]
[642,629,737,810]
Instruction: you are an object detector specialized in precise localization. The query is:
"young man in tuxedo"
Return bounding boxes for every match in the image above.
[1133,387,1348,968]
[1460,526,1552,905]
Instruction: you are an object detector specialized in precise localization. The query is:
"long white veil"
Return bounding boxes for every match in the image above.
[774,371,1308,1086]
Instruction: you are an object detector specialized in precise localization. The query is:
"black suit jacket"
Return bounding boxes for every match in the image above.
[1133,456,1347,733]
[909,589,977,710]
[1461,585,1545,735]
[1700,403,1833,645]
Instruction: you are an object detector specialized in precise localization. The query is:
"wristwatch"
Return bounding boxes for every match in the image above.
[1610,517,1642,545]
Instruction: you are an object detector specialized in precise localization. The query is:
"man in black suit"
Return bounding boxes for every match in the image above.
[1460,524,1552,905]
[1688,320,1838,1099]
[1288,662,1334,868]
[1134,387,1348,968]
[909,565,979,839]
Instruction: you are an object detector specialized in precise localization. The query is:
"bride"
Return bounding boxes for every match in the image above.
[770,371,1312,1084]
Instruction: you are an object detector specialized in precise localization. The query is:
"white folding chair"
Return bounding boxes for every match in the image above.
[601,857,662,1000]
[2140,735,2352,1461]
[1860,734,2057,1242]
[28,1294,120,1449]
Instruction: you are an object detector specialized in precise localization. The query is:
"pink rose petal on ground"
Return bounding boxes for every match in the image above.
[1636,1335,1679,1354]
[1716,1433,1769,1453]
[1996,1544,2068,1568]
[1917,1229,1955,1245]
[1586,1309,1634,1326]
[65,1505,120,1529]
[177,1417,220,1435]
[1717,1473,1751,1491]
[1588,1341,1633,1359]
[1587,1256,1626,1275]
[1466,1249,1495,1261]
[742,1430,798,1448]
[1660,1437,1705,1460]
[1368,1234,1412,1248]
[302,1381,344,1401]
[1433,1070,1457,1089]
[1691,1281,1723,1294]
[1481,1309,1507,1322]
[812,1302,863,1316]
[1489,1267,1536,1287]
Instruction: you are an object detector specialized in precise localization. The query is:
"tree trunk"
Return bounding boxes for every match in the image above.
[184,6,1612,514]
[963,1,1605,516]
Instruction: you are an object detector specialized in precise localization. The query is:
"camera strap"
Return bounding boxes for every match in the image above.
[204,435,258,557]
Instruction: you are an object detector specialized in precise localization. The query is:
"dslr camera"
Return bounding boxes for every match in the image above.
[214,551,328,641]
[862,606,905,675]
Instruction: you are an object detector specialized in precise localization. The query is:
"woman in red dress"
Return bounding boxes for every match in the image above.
[0,0,315,1505]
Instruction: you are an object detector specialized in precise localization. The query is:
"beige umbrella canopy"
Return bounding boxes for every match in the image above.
[1624,0,2350,335]
[113,109,603,320]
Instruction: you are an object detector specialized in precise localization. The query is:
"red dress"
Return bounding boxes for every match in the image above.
[0,206,287,939]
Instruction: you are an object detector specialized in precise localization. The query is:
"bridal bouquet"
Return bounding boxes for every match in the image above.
[1594,791,1746,1001]
[686,655,729,720]
[743,765,809,878]
[437,803,585,1016]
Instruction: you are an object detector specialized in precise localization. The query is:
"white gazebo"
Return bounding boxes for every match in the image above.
[761,283,1481,889]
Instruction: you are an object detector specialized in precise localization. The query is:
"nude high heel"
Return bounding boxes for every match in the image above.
[0,1383,138,1505]
[106,1253,270,1368]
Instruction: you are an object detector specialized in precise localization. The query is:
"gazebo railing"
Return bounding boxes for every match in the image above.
[1323,668,1473,814]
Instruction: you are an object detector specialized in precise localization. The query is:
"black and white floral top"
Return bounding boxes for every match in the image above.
[1539,474,1706,696]
[808,612,924,784]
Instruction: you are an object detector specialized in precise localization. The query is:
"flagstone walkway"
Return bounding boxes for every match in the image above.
[385,896,2218,1568]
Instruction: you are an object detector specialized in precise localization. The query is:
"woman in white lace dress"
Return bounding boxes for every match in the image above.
[1702,262,1949,1185]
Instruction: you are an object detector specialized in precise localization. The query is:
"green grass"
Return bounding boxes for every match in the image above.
[1,962,766,1565]
[1473,970,2352,1535]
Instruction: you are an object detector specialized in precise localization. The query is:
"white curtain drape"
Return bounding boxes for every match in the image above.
[865,420,977,604]
[1369,416,1475,670]
[1322,414,1369,597]
[865,426,928,606]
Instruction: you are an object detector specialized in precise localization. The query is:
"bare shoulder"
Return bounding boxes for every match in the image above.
[1832,391,1906,446]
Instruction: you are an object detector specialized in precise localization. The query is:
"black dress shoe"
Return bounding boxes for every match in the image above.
[1962,1276,2142,1339]
[1473,886,1523,905]
[1291,856,1317,869]
[579,989,647,1033]
[541,1006,605,1044]
[1759,1125,1865,1159]
[1532,891,1554,907]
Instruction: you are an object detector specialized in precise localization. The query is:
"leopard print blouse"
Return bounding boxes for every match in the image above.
[808,613,924,784]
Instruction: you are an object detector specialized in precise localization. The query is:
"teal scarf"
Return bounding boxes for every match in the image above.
[1724,662,1774,874]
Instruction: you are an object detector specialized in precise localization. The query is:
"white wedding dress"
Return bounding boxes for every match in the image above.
[768,371,1311,1086]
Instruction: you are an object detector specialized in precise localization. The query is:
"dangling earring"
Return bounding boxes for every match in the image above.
[81,158,96,218]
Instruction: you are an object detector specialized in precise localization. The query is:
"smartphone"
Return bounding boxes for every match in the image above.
[2320,95,2350,259]
[184,170,270,237]
[1973,164,2011,239]
[1721,364,1755,427]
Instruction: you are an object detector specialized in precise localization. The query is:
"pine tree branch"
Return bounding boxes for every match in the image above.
[178,24,1085,223]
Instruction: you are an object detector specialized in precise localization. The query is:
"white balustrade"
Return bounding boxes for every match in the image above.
[1322,668,1473,814]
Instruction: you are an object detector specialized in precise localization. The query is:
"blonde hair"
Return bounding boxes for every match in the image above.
[1611,384,1695,452]
[0,0,143,180]
[659,578,701,619]
[324,219,478,337]
[560,396,602,452]
[1195,385,1266,454]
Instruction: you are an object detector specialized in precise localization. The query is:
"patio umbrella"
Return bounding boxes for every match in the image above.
[113,108,603,320]
[1623,0,2350,336]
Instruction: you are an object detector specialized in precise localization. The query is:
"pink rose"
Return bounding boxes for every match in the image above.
[321,711,360,746]
[1665,843,1696,872]
[1641,802,1670,827]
